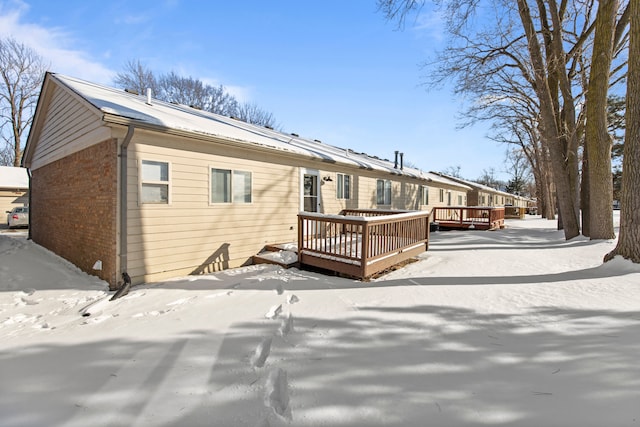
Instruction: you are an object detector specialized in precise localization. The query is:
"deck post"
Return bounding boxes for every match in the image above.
[298,215,304,256]
[361,221,370,278]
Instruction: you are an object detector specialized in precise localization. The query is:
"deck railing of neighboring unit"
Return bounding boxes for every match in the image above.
[298,209,430,279]
[432,206,505,230]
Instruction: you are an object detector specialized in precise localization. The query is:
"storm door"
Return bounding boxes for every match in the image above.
[302,172,320,212]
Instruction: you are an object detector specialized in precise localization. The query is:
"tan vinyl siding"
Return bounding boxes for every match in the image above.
[29,85,109,170]
[123,132,450,284]
[125,130,300,283]
[418,185,467,210]
[318,170,471,214]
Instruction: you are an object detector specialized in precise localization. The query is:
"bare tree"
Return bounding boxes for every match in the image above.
[114,59,159,96]
[0,37,48,166]
[605,0,640,263]
[584,0,627,240]
[379,0,629,240]
[476,167,503,189]
[504,147,532,196]
[235,102,279,129]
[113,60,278,127]
[157,72,237,115]
[441,165,463,178]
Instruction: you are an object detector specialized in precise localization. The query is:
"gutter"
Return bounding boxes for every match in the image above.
[119,125,135,287]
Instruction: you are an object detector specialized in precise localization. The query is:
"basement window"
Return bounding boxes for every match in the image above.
[140,160,170,204]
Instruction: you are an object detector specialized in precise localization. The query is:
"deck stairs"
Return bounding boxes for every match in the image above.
[253,243,299,268]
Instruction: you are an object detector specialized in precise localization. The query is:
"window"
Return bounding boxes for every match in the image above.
[140,160,169,204]
[211,168,252,203]
[420,185,429,205]
[458,195,463,205]
[376,179,392,205]
[439,189,445,203]
[336,173,351,200]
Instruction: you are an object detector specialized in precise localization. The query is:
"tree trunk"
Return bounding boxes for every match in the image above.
[581,145,590,236]
[541,153,555,220]
[518,0,580,239]
[605,0,640,263]
[586,0,617,240]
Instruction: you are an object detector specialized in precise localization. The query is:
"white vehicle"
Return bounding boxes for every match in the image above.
[6,206,28,228]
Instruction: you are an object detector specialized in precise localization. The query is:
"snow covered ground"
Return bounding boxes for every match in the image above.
[1,214,639,427]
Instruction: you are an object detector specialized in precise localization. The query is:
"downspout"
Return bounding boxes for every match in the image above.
[119,126,135,287]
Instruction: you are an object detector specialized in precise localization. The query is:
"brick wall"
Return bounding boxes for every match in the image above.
[31,139,119,289]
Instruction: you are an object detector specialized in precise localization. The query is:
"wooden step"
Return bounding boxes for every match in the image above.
[253,250,298,268]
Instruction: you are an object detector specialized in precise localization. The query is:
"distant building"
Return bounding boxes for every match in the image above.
[430,172,529,208]
[0,166,29,218]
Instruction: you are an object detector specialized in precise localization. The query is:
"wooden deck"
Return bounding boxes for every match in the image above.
[504,206,526,219]
[432,207,505,230]
[298,209,430,279]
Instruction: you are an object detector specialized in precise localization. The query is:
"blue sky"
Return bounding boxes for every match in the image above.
[1,0,508,180]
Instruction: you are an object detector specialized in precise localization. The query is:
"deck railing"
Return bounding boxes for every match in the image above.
[432,206,505,230]
[504,206,527,219]
[298,209,430,279]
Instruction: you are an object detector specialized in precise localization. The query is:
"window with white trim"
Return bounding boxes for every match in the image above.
[211,168,252,203]
[458,195,463,205]
[420,185,429,205]
[376,179,392,205]
[140,160,170,204]
[439,189,445,203]
[336,173,351,200]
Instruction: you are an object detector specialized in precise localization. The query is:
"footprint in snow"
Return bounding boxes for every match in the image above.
[250,337,273,368]
[264,368,291,420]
[132,309,172,318]
[81,314,117,325]
[278,313,294,337]
[20,297,39,306]
[265,304,282,319]
[166,296,196,306]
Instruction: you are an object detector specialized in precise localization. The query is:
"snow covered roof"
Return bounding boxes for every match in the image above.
[430,171,518,197]
[0,166,29,189]
[50,73,442,182]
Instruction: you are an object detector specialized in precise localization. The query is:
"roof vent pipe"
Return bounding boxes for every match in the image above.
[400,152,404,170]
[146,88,152,105]
[394,150,399,169]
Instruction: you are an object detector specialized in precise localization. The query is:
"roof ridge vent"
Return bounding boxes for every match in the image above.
[124,88,139,95]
